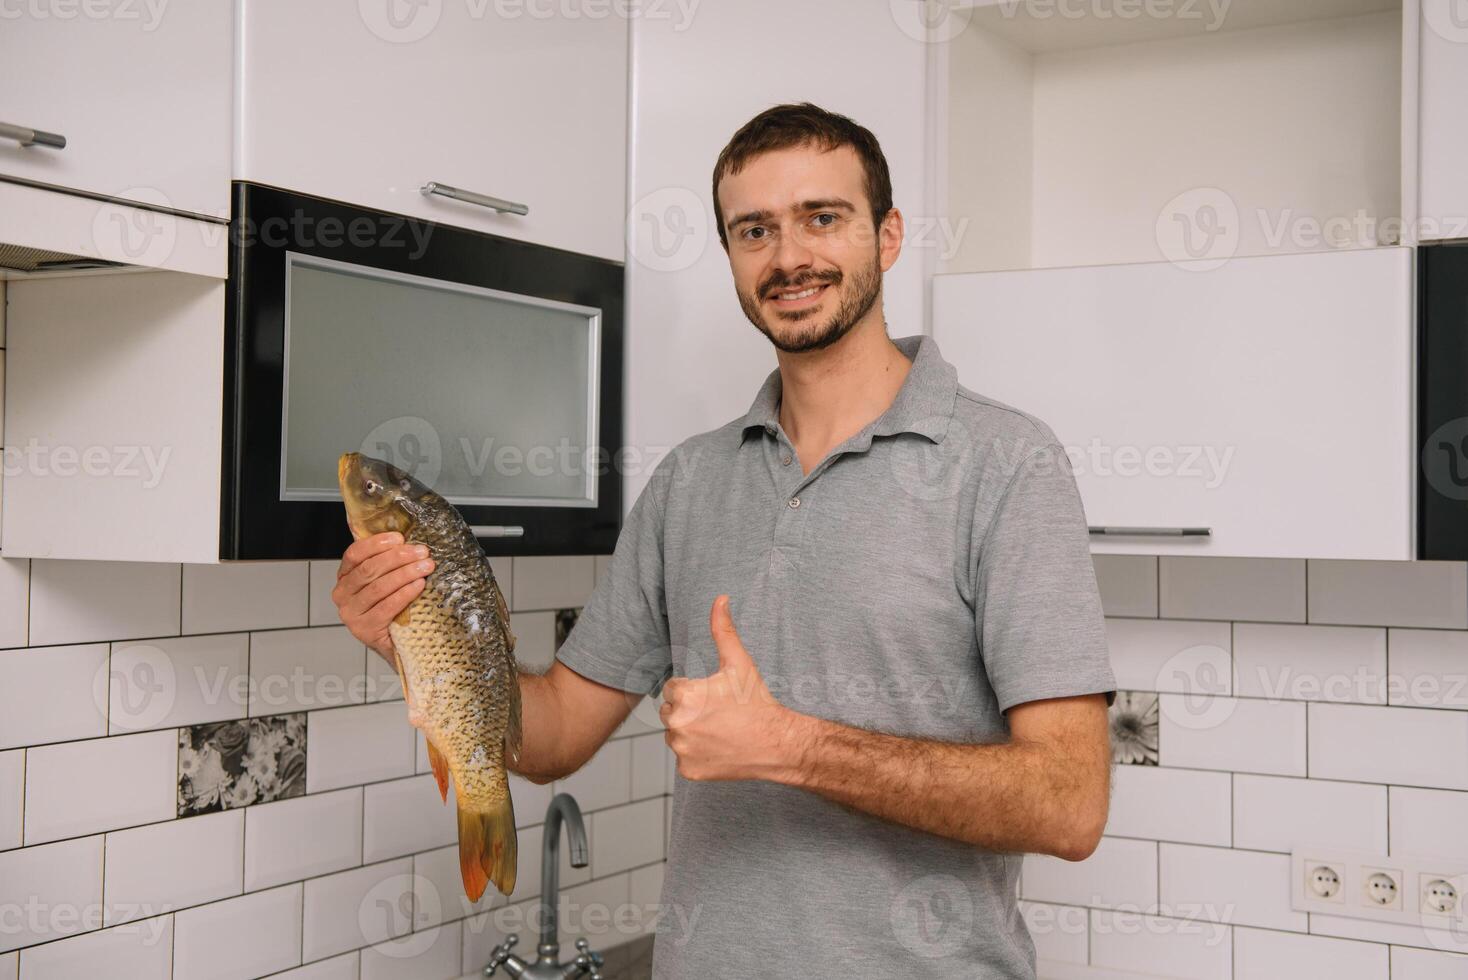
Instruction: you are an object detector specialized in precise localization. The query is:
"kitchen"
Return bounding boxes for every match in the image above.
[1,0,1467,978]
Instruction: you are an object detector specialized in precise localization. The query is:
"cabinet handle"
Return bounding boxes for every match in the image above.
[421,181,528,216]
[1088,526,1212,537]
[470,525,525,538]
[0,122,66,149]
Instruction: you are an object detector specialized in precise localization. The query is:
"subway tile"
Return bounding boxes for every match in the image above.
[249,626,367,716]
[1161,557,1306,623]
[1233,926,1387,980]
[181,562,309,635]
[0,644,107,749]
[1025,901,1091,969]
[243,788,362,891]
[1232,775,1387,854]
[358,917,461,980]
[1159,844,1306,932]
[1389,786,1468,861]
[0,559,28,649]
[1105,766,1231,846]
[1311,912,1468,955]
[308,560,341,627]
[1309,703,1468,789]
[510,556,594,612]
[1233,623,1387,704]
[29,560,180,646]
[554,738,630,814]
[590,798,663,879]
[24,730,176,844]
[1389,629,1468,709]
[302,857,412,962]
[1158,695,1306,776]
[461,900,532,971]
[1391,945,1468,980]
[614,698,665,739]
[1308,561,1468,629]
[508,773,553,830]
[556,872,630,953]
[306,703,415,793]
[18,915,172,980]
[0,954,12,980]
[413,841,501,923]
[1092,555,1158,618]
[511,611,557,674]
[103,809,243,925]
[629,733,669,801]
[1089,910,1231,980]
[362,775,456,863]
[109,633,249,733]
[1021,836,1157,910]
[627,862,665,938]
[0,835,103,953]
[172,883,302,980]
[272,953,359,980]
[0,752,18,851]
[1104,619,1231,694]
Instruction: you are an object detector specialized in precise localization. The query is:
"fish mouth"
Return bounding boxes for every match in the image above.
[338,452,361,492]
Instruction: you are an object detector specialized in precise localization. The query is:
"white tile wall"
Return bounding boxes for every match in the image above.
[553,737,631,814]
[0,643,108,749]
[1091,555,1157,618]
[509,610,557,673]
[1158,844,1306,932]
[305,703,416,793]
[248,626,367,715]
[1391,945,1468,980]
[307,561,341,628]
[109,634,250,733]
[1104,765,1231,847]
[1231,774,1387,853]
[1104,618,1232,694]
[1307,560,1468,629]
[1157,695,1307,776]
[172,883,303,980]
[0,751,22,850]
[1021,901,1089,966]
[18,915,173,980]
[181,563,309,635]
[1388,786,1468,860]
[1308,702,1468,789]
[1159,557,1306,623]
[103,810,244,925]
[589,798,663,878]
[1232,623,1387,704]
[301,858,413,962]
[28,561,180,647]
[509,556,594,612]
[24,730,176,844]
[1388,628,1468,709]
[272,953,358,980]
[362,775,457,863]
[1088,909,1231,980]
[1022,836,1158,910]
[358,918,461,980]
[1232,927,1387,980]
[243,789,363,892]
[0,559,28,648]
[0,835,103,952]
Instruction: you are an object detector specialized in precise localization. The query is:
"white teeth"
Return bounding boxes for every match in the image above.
[777,286,821,301]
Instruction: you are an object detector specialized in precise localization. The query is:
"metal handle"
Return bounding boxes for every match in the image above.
[421,181,527,216]
[0,122,66,149]
[1088,526,1212,537]
[470,525,525,538]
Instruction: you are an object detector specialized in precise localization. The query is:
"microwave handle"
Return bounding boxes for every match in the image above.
[470,525,525,538]
[421,181,528,216]
[1088,526,1212,537]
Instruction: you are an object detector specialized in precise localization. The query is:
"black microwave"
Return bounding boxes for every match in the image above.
[221,182,625,560]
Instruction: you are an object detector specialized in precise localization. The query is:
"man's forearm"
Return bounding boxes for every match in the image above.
[768,712,1110,860]
[505,662,639,786]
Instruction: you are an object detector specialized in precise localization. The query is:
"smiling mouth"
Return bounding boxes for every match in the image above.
[767,282,831,306]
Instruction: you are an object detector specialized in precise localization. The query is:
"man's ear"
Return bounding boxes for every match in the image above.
[879,207,905,272]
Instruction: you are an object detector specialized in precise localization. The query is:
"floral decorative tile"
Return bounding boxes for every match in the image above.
[555,607,582,650]
[1109,690,1159,766]
[178,714,307,816]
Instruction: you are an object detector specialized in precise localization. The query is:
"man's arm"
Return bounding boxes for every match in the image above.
[333,532,636,785]
[661,595,1112,861]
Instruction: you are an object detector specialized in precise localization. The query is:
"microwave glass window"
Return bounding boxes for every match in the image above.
[281,254,599,507]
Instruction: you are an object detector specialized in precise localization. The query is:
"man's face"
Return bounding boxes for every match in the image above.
[718,144,903,354]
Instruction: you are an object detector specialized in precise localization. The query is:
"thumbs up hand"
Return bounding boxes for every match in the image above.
[659,594,805,782]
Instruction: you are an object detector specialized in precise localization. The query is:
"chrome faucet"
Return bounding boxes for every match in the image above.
[485,793,606,979]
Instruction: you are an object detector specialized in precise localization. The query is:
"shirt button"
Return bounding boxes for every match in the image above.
[781,455,792,466]
[788,497,801,509]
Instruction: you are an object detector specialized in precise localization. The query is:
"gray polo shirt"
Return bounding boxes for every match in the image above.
[556,333,1116,979]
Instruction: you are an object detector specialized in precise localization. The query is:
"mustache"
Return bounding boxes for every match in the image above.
[760,269,842,299]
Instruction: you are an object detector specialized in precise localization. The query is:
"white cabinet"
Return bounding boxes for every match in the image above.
[1416,0,1468,240]
[0,2,231,219]
[237,0,628,261]
[933,247,1414,560]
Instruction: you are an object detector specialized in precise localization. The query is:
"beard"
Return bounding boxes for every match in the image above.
[737,250,883,354]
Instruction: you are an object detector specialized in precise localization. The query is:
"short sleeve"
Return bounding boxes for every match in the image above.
[975,443,1117,714]
[554,464,674,696]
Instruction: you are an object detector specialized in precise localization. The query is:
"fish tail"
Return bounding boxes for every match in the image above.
[457,794,517,901]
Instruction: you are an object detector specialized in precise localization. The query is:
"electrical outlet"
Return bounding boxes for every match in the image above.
[1293,850,1468,930]
[1305,862,1344,903]
[1421,874,1462,917]
[1362,868,1404,910]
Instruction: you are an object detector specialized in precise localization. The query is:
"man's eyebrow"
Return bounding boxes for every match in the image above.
[725,198,858,232]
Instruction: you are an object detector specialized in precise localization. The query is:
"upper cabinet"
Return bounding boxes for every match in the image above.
[1417,0,1468,240]
[0,2,232,219]
[236,0,629,261]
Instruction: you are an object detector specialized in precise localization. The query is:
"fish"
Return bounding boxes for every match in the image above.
[337,452,519,901]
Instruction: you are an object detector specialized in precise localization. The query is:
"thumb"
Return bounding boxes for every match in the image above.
[709,594,754,672]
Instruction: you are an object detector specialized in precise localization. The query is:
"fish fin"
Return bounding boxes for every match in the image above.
[506,661,523,767]
[494,587,516,655]
[457,796,517,900]
[425,738,451,802]
[393,606,412,627]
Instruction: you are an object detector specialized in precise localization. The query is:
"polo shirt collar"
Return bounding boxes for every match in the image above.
[739,334,959,446]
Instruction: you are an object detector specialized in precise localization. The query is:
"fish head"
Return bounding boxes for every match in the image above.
[337,452,431,540]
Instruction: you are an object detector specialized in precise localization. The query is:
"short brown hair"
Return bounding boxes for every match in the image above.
[711,102,894,249]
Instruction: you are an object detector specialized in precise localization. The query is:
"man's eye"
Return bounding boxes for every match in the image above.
[811,212,838,228]
[743,226,768,241]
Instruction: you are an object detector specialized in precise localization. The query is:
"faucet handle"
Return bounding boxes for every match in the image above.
[484,934,519,976]
[573,937,605,977]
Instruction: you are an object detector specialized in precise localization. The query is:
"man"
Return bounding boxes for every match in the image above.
[334,102,1116,978]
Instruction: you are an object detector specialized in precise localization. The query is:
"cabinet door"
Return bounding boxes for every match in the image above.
[238,1,628,261]
[0,4,231,218]
[1418,0,1468,239]
[933,247,1414,560]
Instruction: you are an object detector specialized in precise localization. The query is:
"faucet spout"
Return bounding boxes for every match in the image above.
[540,793,588,954]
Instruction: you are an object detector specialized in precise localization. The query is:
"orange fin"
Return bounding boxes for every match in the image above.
[505,662,523,767]
[457,794,517,901]
[393,606,412,626]
[425,738,451,802]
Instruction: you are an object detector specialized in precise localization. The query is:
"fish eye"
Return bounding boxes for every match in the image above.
[399,478,411,492]
[364,480,381,495]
